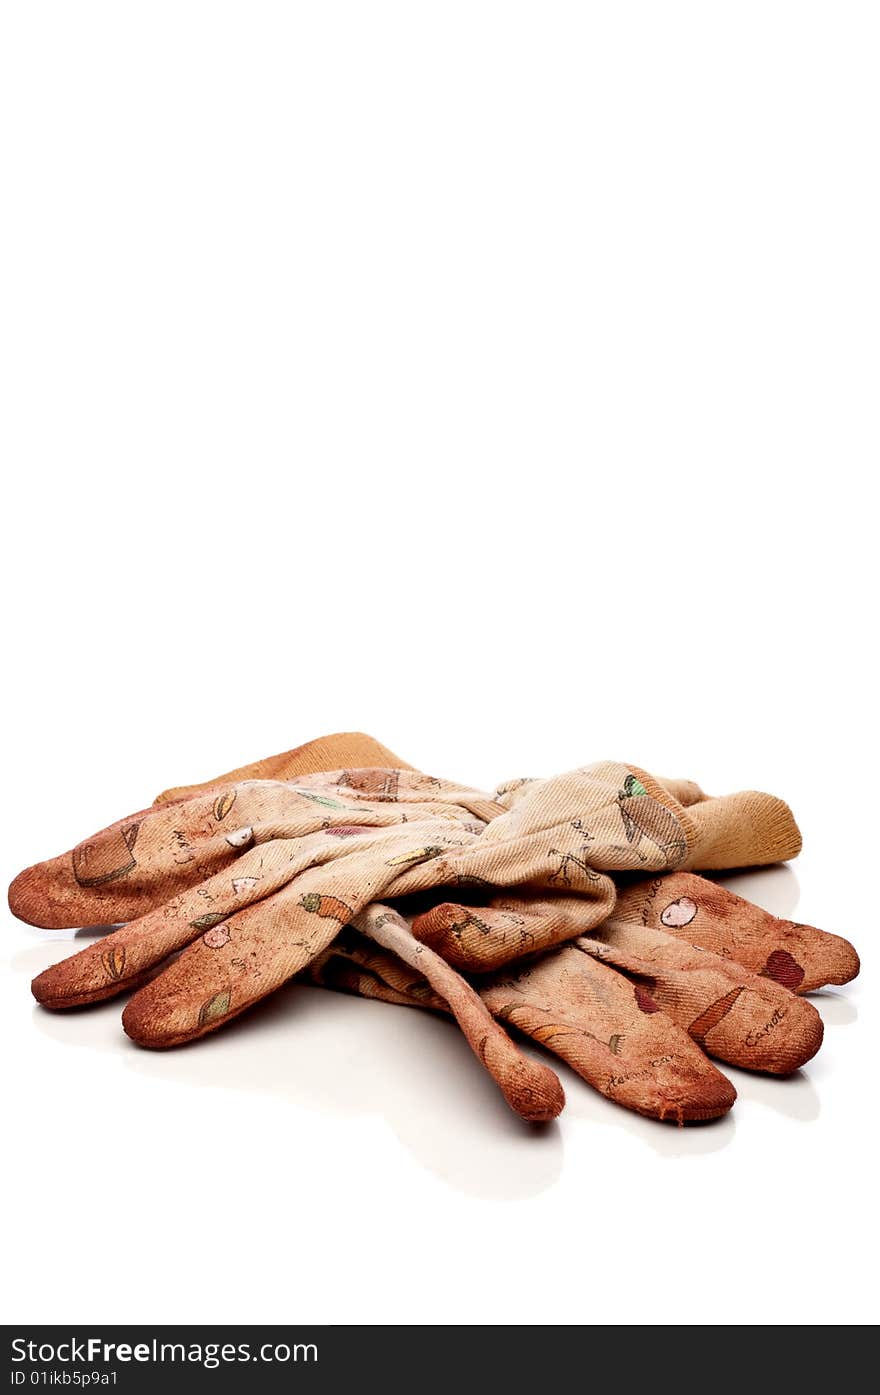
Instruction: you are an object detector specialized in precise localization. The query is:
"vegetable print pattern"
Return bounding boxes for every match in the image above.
[9,740,851,1126]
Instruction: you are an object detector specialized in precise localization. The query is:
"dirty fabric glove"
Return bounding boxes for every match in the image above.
[10,767,511,1023]
[310,876,858,1123]
[165,738,809,980]
[610,872,860,991]
[10,756,797,1035]
[409,767,803,970]
[155,738,805,973]
[159,745,801,880]
[9,730,812,1123]
[157,741,852,1122]
[11,732,565,1120]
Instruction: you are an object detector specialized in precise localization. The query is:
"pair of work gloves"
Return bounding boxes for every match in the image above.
[8,732,859,1125]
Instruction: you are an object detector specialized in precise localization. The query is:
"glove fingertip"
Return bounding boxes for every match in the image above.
[823,935,860,988]
[122,993,170,1049]
[503,1062,565,1122]
[31,963,65,1009]
[9,864,54,928]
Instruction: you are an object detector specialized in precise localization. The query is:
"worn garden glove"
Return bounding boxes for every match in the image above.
[160,739,858,1123]
[12,742,571,1121]
[11,751,794,1000]
[9,728,817,1122]
[308,875,859,1123]
[8,766,506,1008]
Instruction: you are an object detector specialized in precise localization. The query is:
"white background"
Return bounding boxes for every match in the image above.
[1,2,877,1326]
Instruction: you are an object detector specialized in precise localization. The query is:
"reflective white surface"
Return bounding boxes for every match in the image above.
[1,859,872,1323]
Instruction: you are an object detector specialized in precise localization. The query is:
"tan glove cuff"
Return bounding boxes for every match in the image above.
[632,768,801,870]
[154,731,415,804]
[679,791,802,869]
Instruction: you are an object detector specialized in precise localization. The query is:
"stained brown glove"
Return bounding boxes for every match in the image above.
[8,734,817,1124]
[162,741,857,1123]
[310,876,858,1122]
